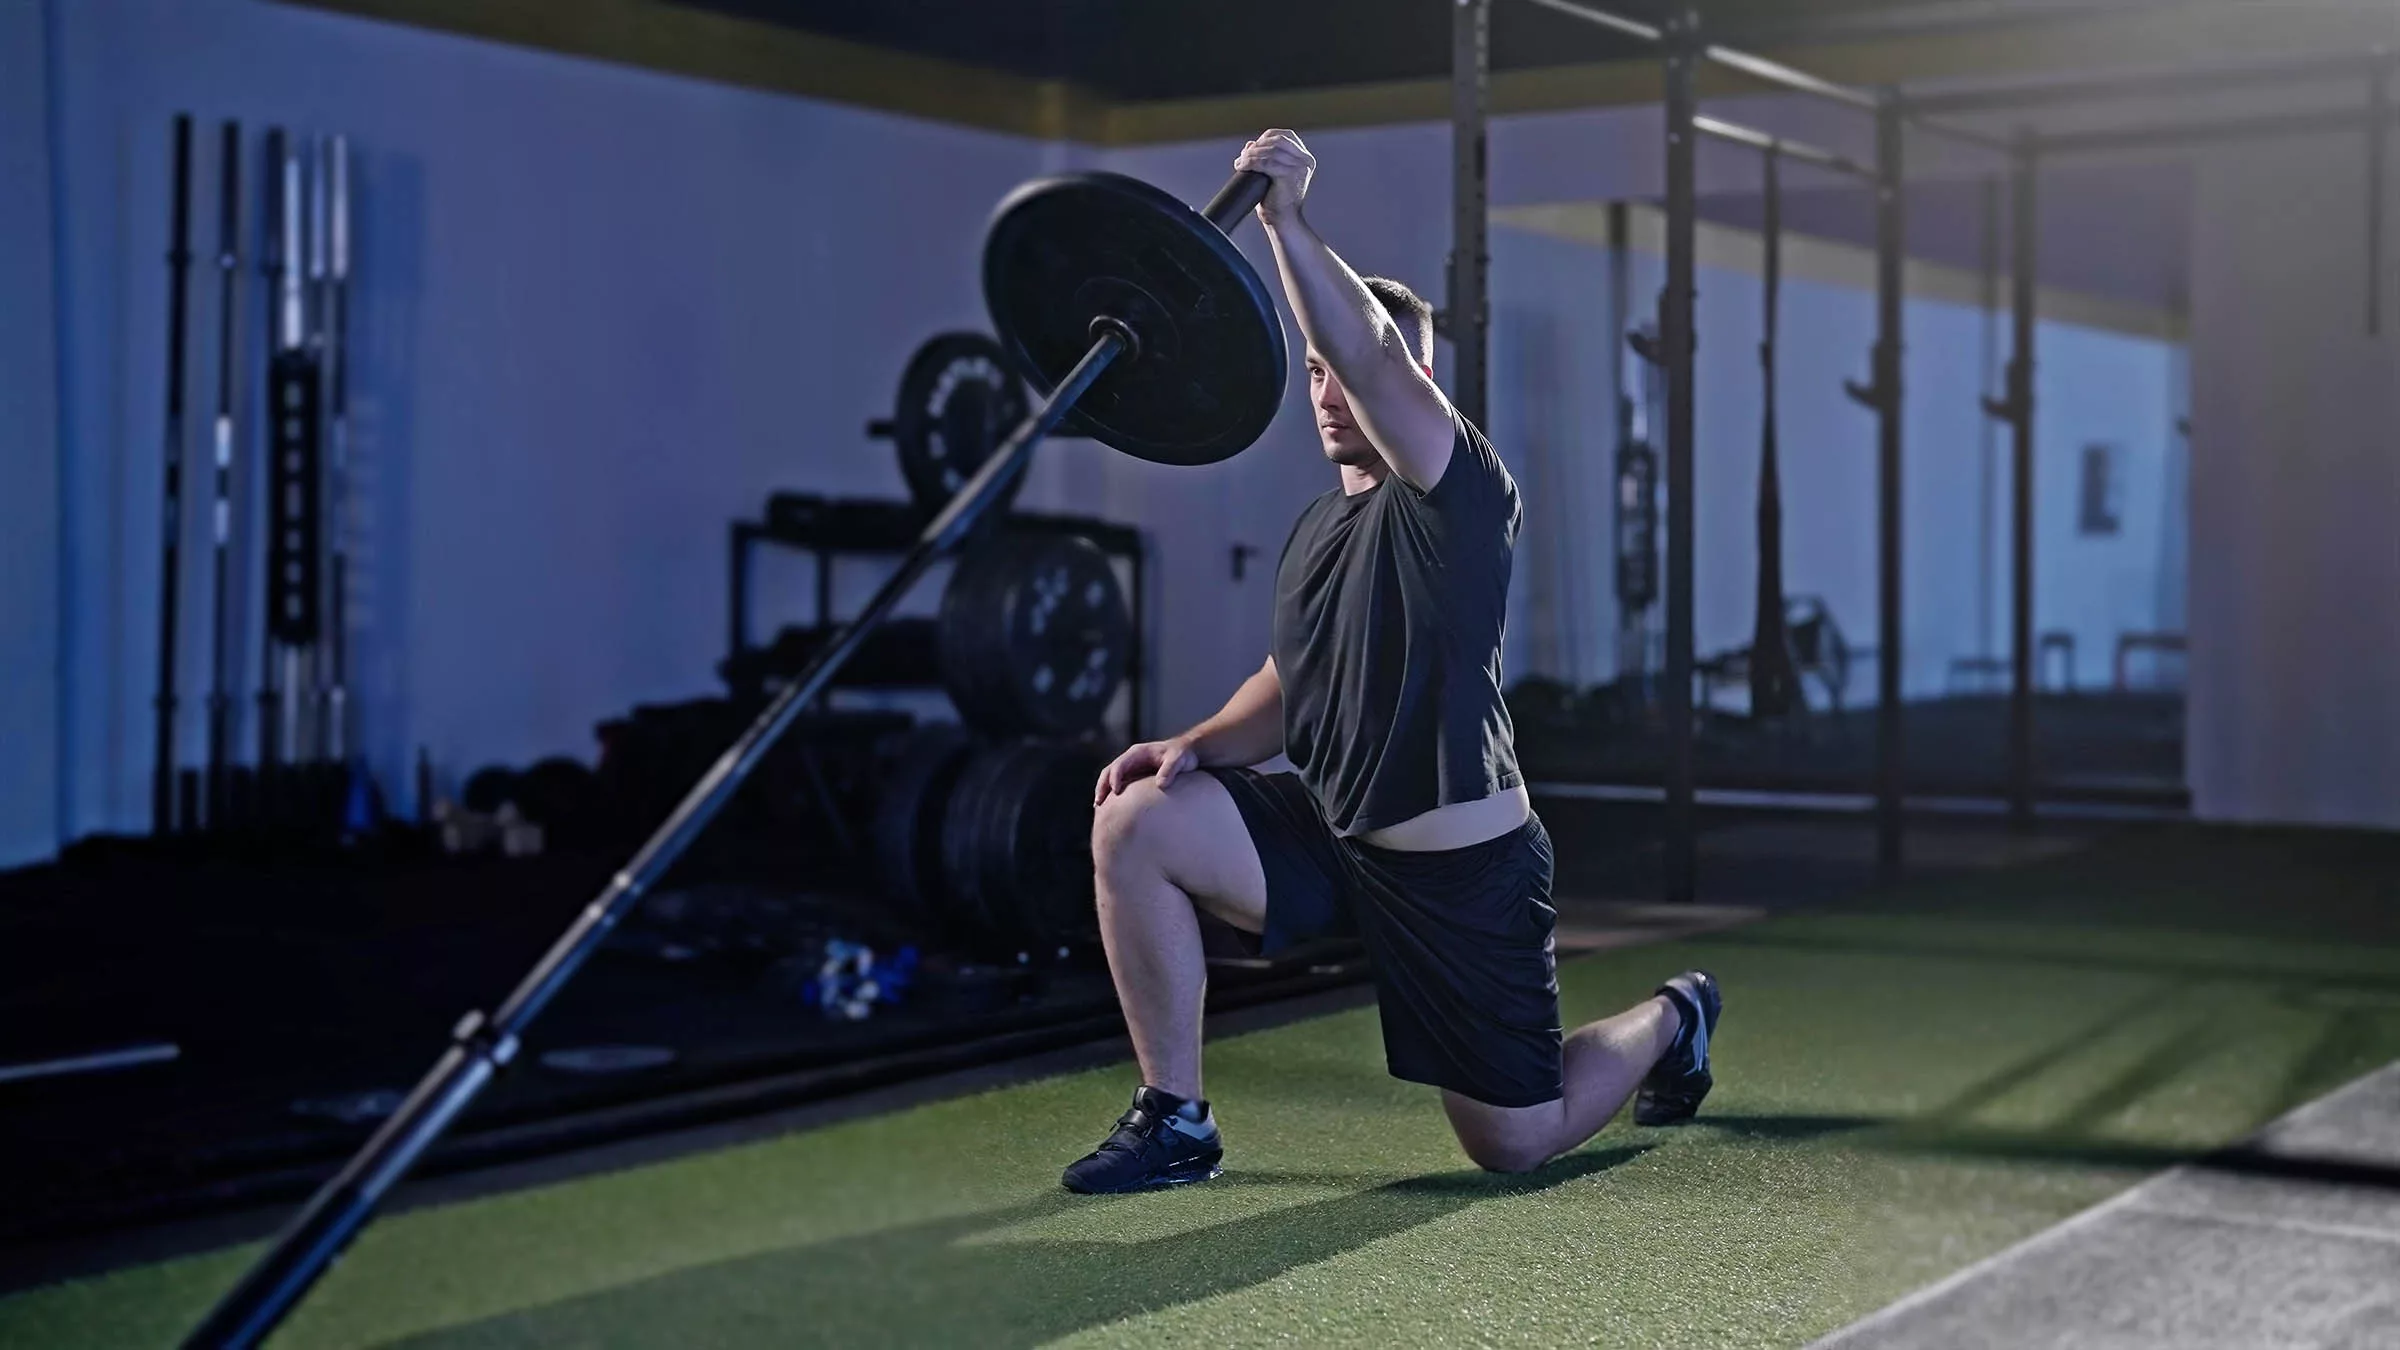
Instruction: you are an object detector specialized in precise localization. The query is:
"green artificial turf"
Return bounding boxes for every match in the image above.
[7,825,2400,1348]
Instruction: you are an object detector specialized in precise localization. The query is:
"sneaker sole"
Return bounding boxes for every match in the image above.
[1062,1158,1224,1195]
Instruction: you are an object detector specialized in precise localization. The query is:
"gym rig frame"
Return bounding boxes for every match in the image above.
[1449,0,2399,898]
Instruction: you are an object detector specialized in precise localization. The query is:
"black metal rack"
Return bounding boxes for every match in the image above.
[1457,0,2396,897]
[726,494,1149,741]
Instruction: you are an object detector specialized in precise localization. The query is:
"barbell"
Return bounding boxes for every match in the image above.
[986,172,1287,465]
[186,167,1289,1347]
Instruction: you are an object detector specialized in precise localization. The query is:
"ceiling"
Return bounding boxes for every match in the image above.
[669,0,2387,105]
[671,0,1662,102]
[290,1,2397,144]
[660,0,2342,318]
[286,0,2377,313]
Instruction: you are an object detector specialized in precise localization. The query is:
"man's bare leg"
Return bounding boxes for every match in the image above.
[1089,774,1268,1100]
[1442,995,1684,1174]
[1065,774,1269,1193]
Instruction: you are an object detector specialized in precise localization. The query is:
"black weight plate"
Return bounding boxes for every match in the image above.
[514,757,597,846]
[938,533,1131,738]
[989,741,1107,952]
[964,560,1020,735]
[461,765,520,814]
[936,740,1106,954]
[937,541,1027,735]
[885,332,1030,519]
[938,744,1017,946]
[993,535,1130,738]
[967,542,1031,733]
[972,747,1032,946]
[870,725,974,929]
[983,172,1287,467]
[936,552,998,732]
[941,538,1053,736]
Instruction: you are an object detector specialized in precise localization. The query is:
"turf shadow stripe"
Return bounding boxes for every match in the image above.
[379,1147,1655,1349]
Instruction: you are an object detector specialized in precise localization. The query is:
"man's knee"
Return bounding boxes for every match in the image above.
[1444,1096,1556,1174]
[1460,1135,1550,1175]
[1092,778,1170,872]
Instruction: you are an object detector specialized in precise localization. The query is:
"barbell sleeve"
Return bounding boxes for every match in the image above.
[1201,170,1272,234]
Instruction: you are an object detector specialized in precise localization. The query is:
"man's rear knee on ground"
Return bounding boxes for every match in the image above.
[1445,1095,1559,1174]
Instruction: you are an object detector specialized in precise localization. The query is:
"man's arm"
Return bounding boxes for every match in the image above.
[1094,656,1283,800]
[1181,655,1284,769]
[1238,130,1457,491]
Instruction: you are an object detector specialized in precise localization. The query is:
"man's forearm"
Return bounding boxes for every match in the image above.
[1180,666,1284,767]
[1264,218,1410,386]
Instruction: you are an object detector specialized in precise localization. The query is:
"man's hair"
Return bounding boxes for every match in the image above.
[1361,276,1434,366]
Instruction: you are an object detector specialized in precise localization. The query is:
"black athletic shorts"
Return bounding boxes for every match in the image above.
[1206,767,1564,1108]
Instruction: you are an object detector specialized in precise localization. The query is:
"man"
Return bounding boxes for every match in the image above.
[1062,130,1720,1194]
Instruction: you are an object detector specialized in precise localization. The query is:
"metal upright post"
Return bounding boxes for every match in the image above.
[1451,0,1491,431]
[1748,146,1800,720]
[1978,176,1999,668]
[1662,9,1699,904]
[1872,94,1906,875]
[2007,133,2039,826]
[1608,200,1649,680]
[154,116,196,836]
[206,121,243,827]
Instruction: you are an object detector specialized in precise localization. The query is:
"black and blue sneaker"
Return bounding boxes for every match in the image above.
[1061,1085,1225,1194]
[1634,969,1721,1126]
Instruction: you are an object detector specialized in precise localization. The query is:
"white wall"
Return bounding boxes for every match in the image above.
[6,0,2203,862]
[2027,323,2183,695]
[1537,236,2178,705]
[1103,116,2184,726]
[2188,132,2400,828]
[36,0,1065,848]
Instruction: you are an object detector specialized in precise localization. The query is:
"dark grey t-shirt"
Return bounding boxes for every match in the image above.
[1271,414,1523,836]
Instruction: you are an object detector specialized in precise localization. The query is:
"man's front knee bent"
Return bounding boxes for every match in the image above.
[1092,778,1171,870]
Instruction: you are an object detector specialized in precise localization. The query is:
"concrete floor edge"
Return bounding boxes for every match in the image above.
[1804,1057,2400,1349]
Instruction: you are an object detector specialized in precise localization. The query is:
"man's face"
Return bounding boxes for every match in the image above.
[1307,348,1381,468]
